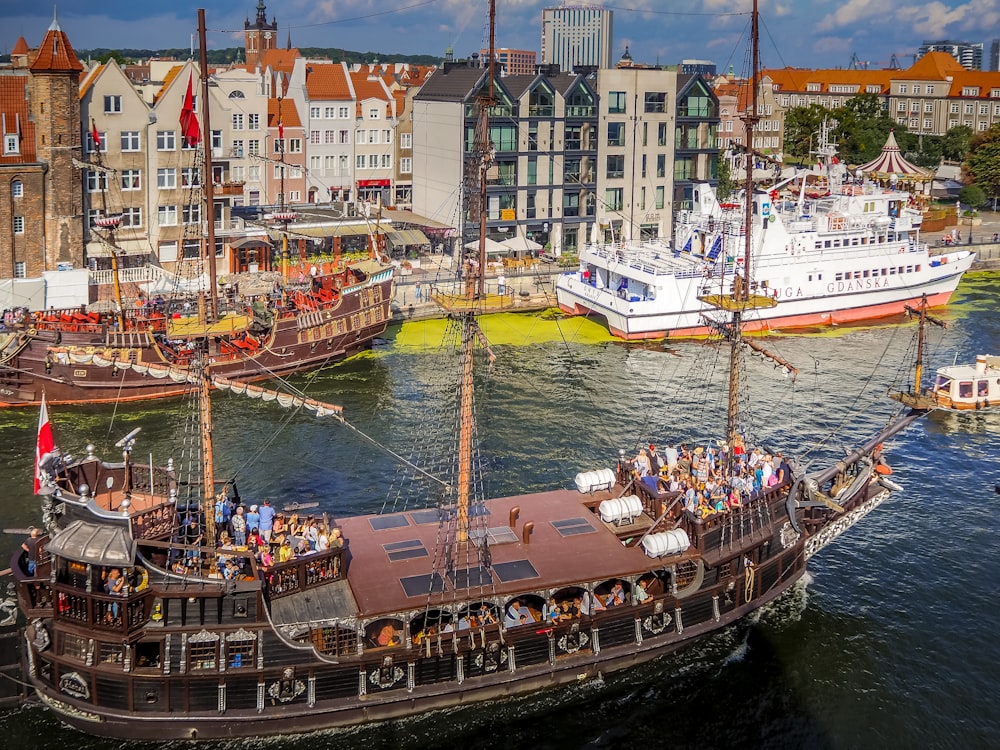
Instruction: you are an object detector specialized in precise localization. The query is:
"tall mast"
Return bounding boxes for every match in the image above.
[456,0,497,544]
[198,9,219,321]
[727,0,761,443]
[199,359,217,548]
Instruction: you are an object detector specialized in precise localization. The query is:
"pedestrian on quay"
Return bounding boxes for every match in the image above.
[497,274,506,295]
[415,280,422,302]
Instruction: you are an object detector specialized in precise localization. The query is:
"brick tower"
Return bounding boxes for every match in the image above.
[28,11,84,269]
[245,0,278,70]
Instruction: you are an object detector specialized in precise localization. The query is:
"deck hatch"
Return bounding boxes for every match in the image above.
[369,515,410,531]
[492,559,539,583]
[399,572,446,598]
[383,539,428,562]
[470,526,518,545]
[447,566,494,589]
[551,517,595,536]
[409,509,446,525]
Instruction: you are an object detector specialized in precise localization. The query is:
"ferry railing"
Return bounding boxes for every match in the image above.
[263,547,346,600]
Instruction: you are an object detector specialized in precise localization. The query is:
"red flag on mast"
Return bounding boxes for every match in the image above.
[34,393,55,494]
[180,72,201,147]
[90,119,101,151]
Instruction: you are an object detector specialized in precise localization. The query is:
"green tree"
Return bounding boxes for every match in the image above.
[963,124,1000,199]
[715,151,736,201]
[782,104,829,162]
[959,184,986,209]
[942,125,973,161]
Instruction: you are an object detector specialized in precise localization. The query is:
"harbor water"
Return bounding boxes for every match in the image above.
[1,273,999,749]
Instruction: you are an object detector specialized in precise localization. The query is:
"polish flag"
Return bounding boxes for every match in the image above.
[34,393,55,494]
[91,119,101,150]
[278,118,284,142]
[180,72,201,147]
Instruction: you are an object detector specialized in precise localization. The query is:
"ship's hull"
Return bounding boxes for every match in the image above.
[0,274,394,406]
[556,251,972,340]
[29,544,807,741]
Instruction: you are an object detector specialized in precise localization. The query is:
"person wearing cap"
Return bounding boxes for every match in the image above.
[258,499,276,544]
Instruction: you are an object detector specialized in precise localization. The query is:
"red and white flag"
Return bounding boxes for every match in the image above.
[90,119,101,151]
[278,118,284,143]
[180,72,201,147]
[34,392,55,494]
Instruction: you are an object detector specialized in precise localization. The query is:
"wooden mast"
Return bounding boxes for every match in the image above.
[726,0,761,444]
[200,357,217,548]
[456,0,497,544]
[198,8,219,321]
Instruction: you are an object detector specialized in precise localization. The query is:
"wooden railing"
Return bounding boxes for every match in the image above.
[53,584,148,635]
[263,547,345,600]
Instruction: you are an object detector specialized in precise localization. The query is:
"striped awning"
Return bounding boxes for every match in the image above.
[267,224,371,240]
[857,131,932,182]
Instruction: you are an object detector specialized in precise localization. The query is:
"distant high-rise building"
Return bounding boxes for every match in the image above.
[479,48,537,76]
[918,40,983,70]
[681,59,717,77]
[541,5,613,72]
[990,39,1000,72]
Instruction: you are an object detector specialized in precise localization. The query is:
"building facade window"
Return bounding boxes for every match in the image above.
[157,168,177,189]
[86,171,108,192]
[400,133,412,149]
[157,205,178,226]
[14,261,25,278]
[607,122,625,147]
[121,169,141,191]
[13,216,24,234]
[157,130,176,150]
[104,95,122,113]
[400,157,412,174]
[608,91,626,114]
[122,207,142,227]
[182,203,201,225]
[232,113,244,130]
[11,179,23,197]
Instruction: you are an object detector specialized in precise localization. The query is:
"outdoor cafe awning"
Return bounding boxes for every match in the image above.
[266,224,372,241]
[386,229,431,248]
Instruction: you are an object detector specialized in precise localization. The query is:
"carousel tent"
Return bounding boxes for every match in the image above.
[857,131,933,188]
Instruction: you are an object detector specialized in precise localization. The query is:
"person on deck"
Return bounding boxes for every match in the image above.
[21,527,42,576]
[258,500,276,544]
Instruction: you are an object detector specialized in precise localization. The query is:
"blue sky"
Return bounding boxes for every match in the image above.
[2,0,998,71]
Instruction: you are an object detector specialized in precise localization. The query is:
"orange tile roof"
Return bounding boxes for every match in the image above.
[153,65,184,105]
[349,70,391,117]
[79,62,104,100]
[256,48,300,75]
[11,37,29,56]
[763,66,889,95]
[30,25,83,73]
[896,51,965,80]
[268,97,302,128]
[305,63,352,100]
[0,76,38,163]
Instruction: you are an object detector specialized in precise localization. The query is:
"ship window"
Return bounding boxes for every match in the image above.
[898,266,904,274]
[915,265,921,272]
[226,630,256,668]
[492,559,540,583]
[881,268,888,276]
[906,266,913,273]
[369,515,409,531]
[447,566,494,589]
[978,380,989,397]
[863,270,870,278]
[188,631,219,670]
[60,632,89,661]
[400,572,446,598]
[551,517,596,536]
[889,267,896,274]
[383,539,428,562]
[99,642,124,665]
[958,381,973,398]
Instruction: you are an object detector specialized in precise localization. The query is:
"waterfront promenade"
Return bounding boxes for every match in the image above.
[389,212,1000,323]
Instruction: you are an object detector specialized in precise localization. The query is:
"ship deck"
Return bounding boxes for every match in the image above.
[337,485,667,617]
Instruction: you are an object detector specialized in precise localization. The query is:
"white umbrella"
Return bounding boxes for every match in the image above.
[464,237,508,254]
[501,235,543,255]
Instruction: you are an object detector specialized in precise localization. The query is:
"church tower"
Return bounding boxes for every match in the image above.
[245,0,278,70]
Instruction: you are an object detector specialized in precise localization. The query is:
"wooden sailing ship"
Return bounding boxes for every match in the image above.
[0,12,393,408]
[5,2,938,741]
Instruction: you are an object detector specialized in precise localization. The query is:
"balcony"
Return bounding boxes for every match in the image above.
[217,181,245,196]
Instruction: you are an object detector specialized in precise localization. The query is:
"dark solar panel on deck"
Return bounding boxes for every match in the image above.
[448,566,494,589]
[400,572,446,598]
[551,517,595,537]
[492,559,539,583]
[383,539,428,562]
[369,515,410,531]
[409,508,446,525]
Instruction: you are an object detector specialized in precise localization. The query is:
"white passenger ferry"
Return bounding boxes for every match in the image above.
[556,178,974,340]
